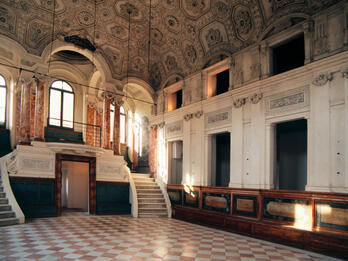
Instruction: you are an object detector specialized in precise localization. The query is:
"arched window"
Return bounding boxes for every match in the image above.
[120,106,126,144]
[49,80,74,128]
[0,74,7,127]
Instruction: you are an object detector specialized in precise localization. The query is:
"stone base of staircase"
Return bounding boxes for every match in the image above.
[0,177,19,227]
[132,173,168,218]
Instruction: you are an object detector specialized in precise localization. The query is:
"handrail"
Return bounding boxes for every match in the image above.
[125,166,138,217]
[0,152,25,224]
[156,175,172,218]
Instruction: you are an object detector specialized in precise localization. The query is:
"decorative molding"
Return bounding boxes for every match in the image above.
[150,124,158,130]
[19,157,53,172]
[312,73,333,86]
[205,107,231,130]
[249,93,263,104]
[184,113,193,121]
[194,110,203,118]
[233,98,246,108]
[64,35,96,52]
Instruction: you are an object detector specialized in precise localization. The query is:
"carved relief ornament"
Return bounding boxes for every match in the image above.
[233,98,246,108]
[249,93,263,104]
[158,122,165,128]
[312,73,333,86]
[194,110,203,118]
[341,67,348,78]
[184,113,193,121]
[150,124,158,130]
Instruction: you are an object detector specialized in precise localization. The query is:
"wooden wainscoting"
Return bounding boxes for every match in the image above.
[167,185,348,259]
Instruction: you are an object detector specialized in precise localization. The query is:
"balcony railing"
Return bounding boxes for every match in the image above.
[45,118,101,147]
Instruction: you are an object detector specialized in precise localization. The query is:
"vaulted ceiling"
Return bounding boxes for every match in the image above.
[0,0,341,90]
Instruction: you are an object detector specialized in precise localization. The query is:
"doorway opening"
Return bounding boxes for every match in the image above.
[61,161,89,212]
[275,119,307,190]
[168,140,183,185]
[212,132,230,187]
[55,154,96,215]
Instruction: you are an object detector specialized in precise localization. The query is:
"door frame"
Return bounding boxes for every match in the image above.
[55,154,96,215]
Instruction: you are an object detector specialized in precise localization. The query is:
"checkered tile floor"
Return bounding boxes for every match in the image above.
[0,212,341,261]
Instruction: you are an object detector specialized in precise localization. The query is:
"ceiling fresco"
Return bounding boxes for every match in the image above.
[0,0,342,90]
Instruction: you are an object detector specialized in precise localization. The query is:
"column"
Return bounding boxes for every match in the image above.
[30,85,35,139]
[113,97,122,155]
[101,92,111,149]
[264,123,275,189]
[307,73,332,191]
[33,78,45,141]
[95,106,103,147]
[15,82,21,144]
[18,78,32,145]
[183,114,192,184]
[86,102,96,146]
[229,100,244,188]
[148,125,158,175]
[342,68,348,190]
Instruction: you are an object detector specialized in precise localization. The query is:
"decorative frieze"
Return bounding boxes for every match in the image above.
[312,73,333,86]
[265,86,309,116]
[19,157,53,172]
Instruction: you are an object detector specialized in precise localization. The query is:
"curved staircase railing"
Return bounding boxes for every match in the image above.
[0,151,25,224]
[155,175,172,218]
[125,167,138,217]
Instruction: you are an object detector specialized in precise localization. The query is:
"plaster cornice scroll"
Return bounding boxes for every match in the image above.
[194,110,203,118]
[312,73,333,86]
[341,67,348,78]
[184,113,193,121]
[233,98,246,108]
[158,122,165,129]
[249,93,263,104]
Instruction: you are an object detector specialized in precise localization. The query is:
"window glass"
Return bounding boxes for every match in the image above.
[0,75,5,86]
[49,89,62,126]
[62,92,74,128]
[0,87,6,125]
[49,81,74,128]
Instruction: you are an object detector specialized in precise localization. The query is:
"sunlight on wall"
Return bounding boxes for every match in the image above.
[184,173,195,198]
[294,203,312,230]
[157,127,168,183]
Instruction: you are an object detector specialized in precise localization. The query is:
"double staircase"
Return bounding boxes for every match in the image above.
[132,173,168,218]
[0,174,19,227]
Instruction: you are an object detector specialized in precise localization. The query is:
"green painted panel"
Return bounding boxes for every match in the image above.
[10,178,57,218]
[96,182,131,214]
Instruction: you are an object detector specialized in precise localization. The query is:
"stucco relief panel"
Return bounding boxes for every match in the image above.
[199,21,228,54]
[205,107,232,130]
[265,86,309,116]
[180,0,211,20]
[166,121,183,138]
[0,5,17,35]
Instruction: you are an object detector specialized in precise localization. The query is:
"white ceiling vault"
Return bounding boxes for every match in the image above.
[0,0,341,90]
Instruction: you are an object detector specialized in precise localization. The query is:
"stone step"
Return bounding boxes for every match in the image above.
[134,181,157,186]
[137,193,165,199]
[132,173,151,177]
[137,189,162,193]
[0,198,8,204]
[0,211,15,219]
[0,217,19,227]
[138,203,167,210]
[0,192,5,198]
[138,213,168,218]
[0,204,11,211]
[133,178,155,182]
[139,208,167,214]
[135,185,159,190]
[138,198,166,203]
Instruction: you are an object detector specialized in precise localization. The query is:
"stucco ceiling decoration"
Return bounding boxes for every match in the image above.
[0,0,343,90]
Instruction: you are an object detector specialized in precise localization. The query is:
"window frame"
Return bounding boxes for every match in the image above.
[48,80,75,130]
[0,74,7,128]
